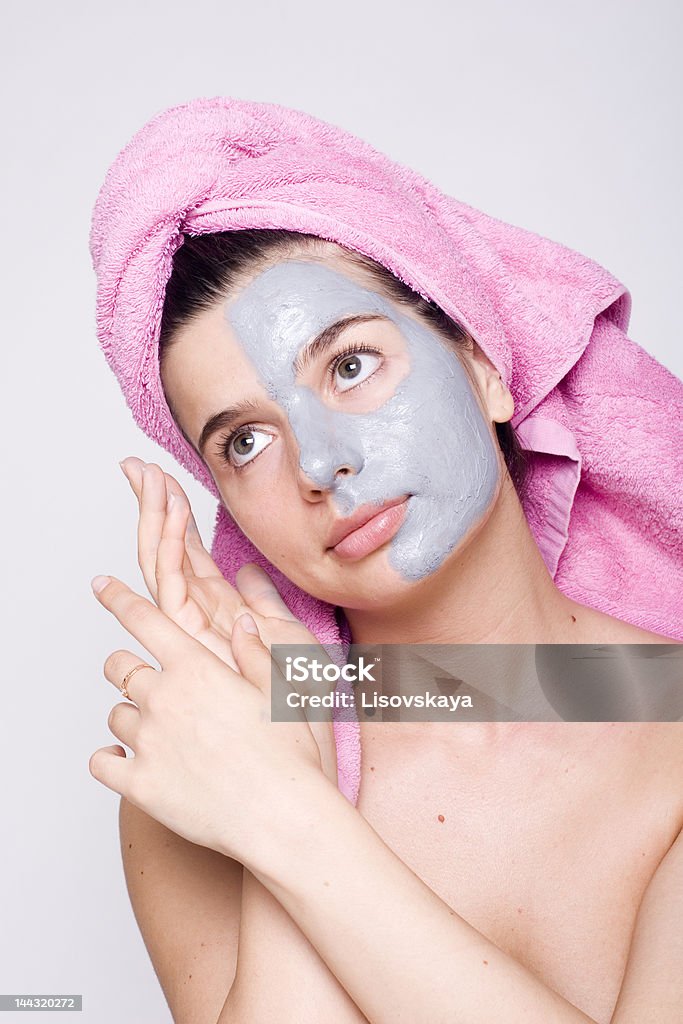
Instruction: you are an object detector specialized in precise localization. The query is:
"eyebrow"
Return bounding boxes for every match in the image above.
[197,398,263,457]
[292,313,387,375]
[197,313,388,456]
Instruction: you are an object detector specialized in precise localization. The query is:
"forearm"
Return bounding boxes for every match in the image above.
[242,773,597,1024]
[118,798,241,1024]
[216,865,369,1023]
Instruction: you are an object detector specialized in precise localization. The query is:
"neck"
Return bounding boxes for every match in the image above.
[343,476,578,645]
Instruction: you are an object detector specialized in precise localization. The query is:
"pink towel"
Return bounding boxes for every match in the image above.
[90,96,683,807]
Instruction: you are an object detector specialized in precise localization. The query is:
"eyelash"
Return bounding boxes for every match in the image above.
[216,341,383,471]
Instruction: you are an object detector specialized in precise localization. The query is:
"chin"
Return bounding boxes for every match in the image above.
[312,548,425,611]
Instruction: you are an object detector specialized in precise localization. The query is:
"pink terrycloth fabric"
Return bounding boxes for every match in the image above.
[90,96,683,807]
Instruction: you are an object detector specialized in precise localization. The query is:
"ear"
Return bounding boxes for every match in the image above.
[465,343,515,424]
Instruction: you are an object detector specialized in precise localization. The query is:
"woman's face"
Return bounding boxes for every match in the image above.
[160,246,512,611]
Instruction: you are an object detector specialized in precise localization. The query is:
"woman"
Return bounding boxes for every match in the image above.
[88,98,683,1023]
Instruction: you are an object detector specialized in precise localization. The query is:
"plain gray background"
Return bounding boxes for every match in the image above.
[1,1,681,1020]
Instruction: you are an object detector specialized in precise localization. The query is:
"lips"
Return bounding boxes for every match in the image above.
[325,495,410,550]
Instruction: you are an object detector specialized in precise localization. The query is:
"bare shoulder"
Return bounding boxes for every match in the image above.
[566,598,682,644]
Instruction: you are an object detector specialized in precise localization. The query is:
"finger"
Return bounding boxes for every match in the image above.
[103,648,160,704]
[231,613,315,725]
[120,458,161,599]
[231,613,291,700]
[107,702,142,750]
[99,743,127,757]
[156,491,192,616]
[171,497,225,582]
[159,471,218,578]
[137,463,171,601]
[235,563,298,621]
[184,521,226,579]
[141,462,232,589]
[91,574,199,670]
[138,463,194,600]
[88,744,131,795]
[121,458,196,583]
[119,455,145,490]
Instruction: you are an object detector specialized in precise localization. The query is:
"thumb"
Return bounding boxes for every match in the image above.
[232,612,278,697]
[234,563,298,621]
[233,610,261,638]
[232,612,301,719]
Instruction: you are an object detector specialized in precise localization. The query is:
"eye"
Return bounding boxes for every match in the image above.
[330,343,382,393]
[217,423,274,470]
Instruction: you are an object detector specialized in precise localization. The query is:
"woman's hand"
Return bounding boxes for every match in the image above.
[88,574,330,863]
[117,457,338,783]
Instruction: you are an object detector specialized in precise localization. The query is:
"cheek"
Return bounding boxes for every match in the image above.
[217,470,301,554]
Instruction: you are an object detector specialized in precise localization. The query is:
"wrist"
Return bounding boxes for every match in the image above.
[235,767,346,885]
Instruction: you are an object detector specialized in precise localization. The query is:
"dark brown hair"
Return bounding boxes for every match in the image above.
[159,228,532,499]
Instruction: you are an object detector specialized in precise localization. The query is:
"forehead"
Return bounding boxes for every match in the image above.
[230,255,393,321]
[225,257,398,382]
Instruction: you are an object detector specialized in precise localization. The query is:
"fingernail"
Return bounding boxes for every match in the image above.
[237,613,259,635]
[91,575,111,594]
[167,492,177,511]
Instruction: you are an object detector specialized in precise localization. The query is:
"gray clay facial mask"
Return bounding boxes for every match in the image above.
[226,259,500,581]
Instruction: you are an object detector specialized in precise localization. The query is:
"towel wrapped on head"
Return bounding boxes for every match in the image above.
[89,96,683,804]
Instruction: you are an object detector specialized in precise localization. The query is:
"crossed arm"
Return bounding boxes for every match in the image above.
[224,773,683,1024]
[122,778,683,1024]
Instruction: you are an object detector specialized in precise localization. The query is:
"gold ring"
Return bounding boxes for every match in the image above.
[120,662,154,700]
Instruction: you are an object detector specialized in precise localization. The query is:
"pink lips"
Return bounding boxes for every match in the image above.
[328,497,410,560]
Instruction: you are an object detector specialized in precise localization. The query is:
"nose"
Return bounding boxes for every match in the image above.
[288,388,365,492]
[297,441,365,493]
